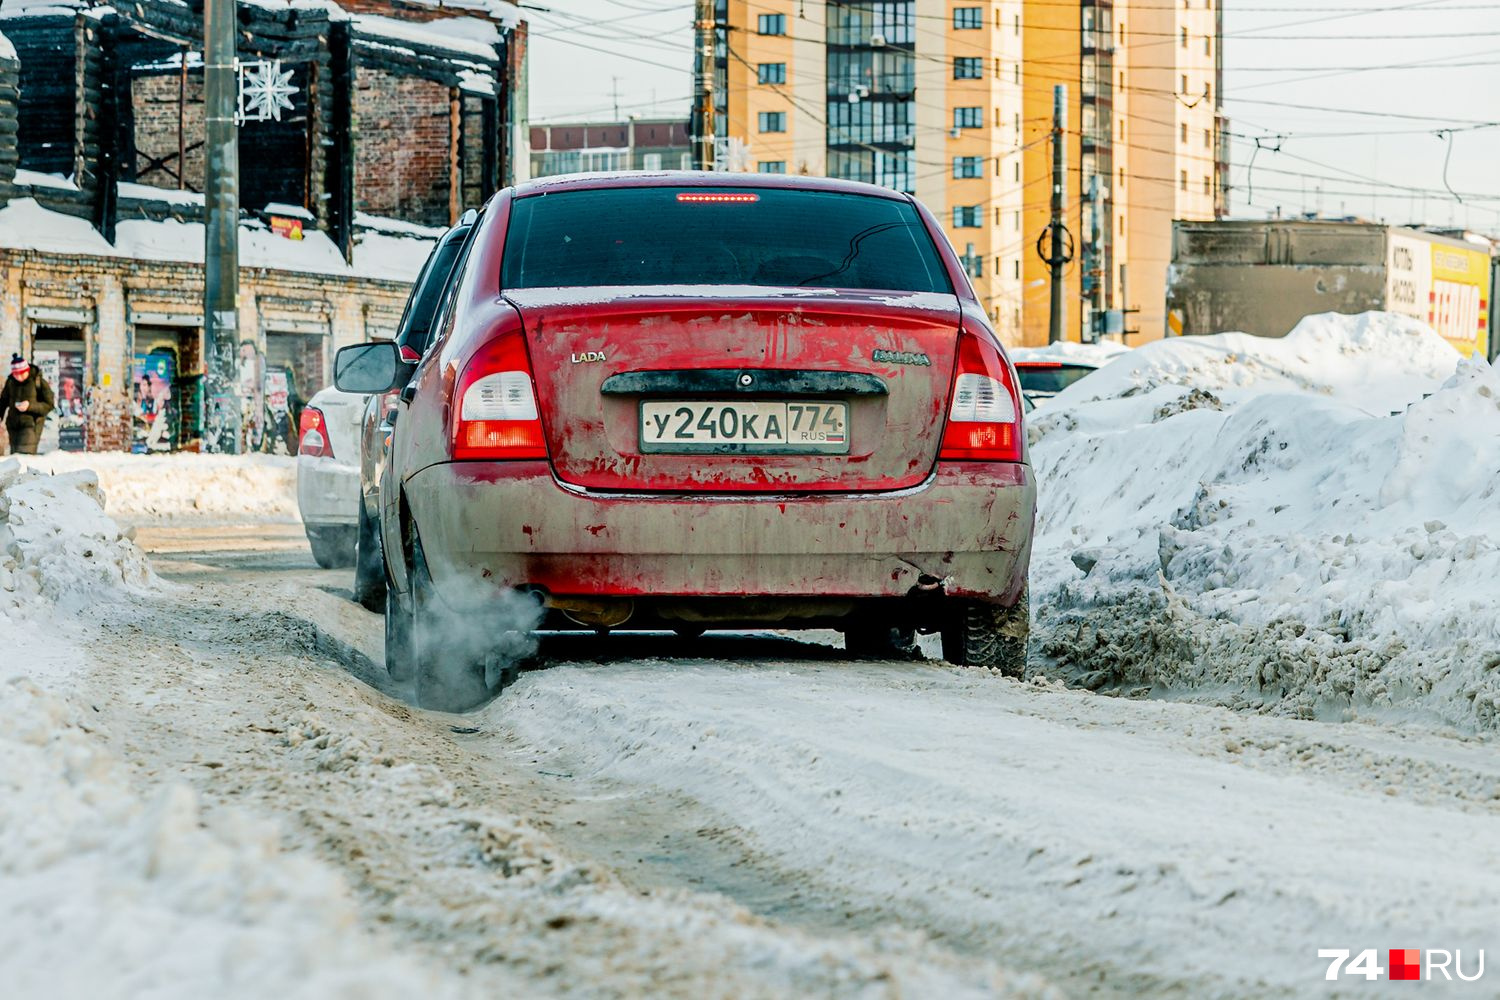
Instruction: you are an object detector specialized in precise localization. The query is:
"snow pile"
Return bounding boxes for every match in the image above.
[1029,311,1500,730]
[19,453,298,521]
[0,665,458,998]
[0,459,154,618]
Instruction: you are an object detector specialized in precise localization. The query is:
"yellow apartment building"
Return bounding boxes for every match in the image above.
[1021,0,1223,343]
[708,0,1225,346]
[707,0,1027,345]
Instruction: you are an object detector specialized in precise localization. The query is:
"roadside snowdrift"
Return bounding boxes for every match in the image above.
[0,459,154,617]
[0,465,452,998]
[19,452,297,521]
[1030,312,1500,729]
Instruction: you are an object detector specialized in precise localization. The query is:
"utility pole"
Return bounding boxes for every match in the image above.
[691,0,716,170]
[203,0,241,453]
[1047,84,1069,344]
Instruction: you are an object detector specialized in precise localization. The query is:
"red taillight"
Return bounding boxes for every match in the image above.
[298,406,332,458]
[451,331,548,460]
[939,328,1024,463]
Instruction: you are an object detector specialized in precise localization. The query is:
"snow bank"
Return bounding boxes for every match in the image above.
[0,656,459,1000]
[0,459,154,619]
[1029,311,1500,730]
[18,453,298,521]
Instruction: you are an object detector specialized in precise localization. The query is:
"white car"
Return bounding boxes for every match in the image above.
[296,385,367,568]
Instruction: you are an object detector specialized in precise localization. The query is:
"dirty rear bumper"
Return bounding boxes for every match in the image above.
[404,460,1035,610]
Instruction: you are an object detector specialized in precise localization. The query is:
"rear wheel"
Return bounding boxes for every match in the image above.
[307,526,355,569]
[843,623,917,659]
[352,503,387,612]
[384,580,415,683]
[405,531,524,713]
[941,592,1029,678]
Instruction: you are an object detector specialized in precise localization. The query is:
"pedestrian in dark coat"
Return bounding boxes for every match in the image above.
[1,353,55,455]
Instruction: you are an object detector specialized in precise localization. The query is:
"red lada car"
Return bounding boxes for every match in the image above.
[335,173,1035,711]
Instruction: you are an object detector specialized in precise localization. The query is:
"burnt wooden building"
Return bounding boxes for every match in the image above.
[0,0,528,453]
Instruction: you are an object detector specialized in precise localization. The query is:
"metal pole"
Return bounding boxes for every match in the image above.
[1048,84,1068,344]
[203,0,241,453]
[692,0,716,170]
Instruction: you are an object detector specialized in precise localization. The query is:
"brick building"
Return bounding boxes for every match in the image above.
[530,119,691,177]
[0,0,528,453]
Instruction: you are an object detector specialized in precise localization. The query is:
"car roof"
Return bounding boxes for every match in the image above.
[512,170,913,202]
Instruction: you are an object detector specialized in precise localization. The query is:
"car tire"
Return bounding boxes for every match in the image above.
[406,531,499,714]
[307,526,355,569]
[941,591,1029,678]
[352,504,387,613]
[843,624,917,659]
[384,579,415,684]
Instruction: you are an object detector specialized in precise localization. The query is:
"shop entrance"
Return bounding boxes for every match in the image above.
[133,325,205,452]
[31,325,87,452]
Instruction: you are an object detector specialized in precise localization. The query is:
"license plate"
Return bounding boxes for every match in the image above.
[640,399,849,454]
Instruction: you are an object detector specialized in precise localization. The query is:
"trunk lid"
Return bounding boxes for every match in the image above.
[506,287,961,492]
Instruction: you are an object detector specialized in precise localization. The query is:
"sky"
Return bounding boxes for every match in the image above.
[527,0,1500,233]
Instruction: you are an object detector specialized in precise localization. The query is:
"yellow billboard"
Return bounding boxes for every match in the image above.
[1427,243,1490,359]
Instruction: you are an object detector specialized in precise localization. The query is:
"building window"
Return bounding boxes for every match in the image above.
[758,13,786,35]
[952,205,982,227]
[1013,64,1020,85]
[679,152,692,170]
[759,111,786,133]
[1119,21,1125,43]
[759,160,787,174]
[1181,27,1188,48]
[1204,175,1212,195]
[758,62,786,85]
[1118,166,1125,188]
[953,156,983,178]
[1013,259,1020,279]
[953,106,982,129]
[1180,122,1188,143]
[1013,160,1020,181]
[953,57,982,79]
[1204,128,1212,148]
[1119,214,1124,235]
[642,152,662,170]
[1180,169,1188,192]
[1013,13,1019,35]
[1205,35,1212,56]
[953,7,981,29]
[1181,73,1188,94]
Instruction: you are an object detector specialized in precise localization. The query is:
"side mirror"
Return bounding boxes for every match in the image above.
[334,342,412,394]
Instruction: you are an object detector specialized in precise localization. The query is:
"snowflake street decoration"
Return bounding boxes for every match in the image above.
[237,60,297,124]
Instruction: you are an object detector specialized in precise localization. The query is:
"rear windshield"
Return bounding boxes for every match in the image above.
[1016,364,1097,395]
[501,187,952,294]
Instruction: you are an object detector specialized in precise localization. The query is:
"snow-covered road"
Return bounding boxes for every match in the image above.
[33,520,1491,999]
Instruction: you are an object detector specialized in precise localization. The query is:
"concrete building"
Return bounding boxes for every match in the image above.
[1167,220,1495,361]
[0,0,527,453]
[703,0,1027,344]
[1021,0,1223,345]
[530,118,692,177]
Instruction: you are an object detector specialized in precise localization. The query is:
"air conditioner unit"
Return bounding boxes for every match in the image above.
[950,127,961,139]
[870,33,886,47]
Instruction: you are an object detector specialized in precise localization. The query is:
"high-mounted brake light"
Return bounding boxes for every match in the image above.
[675,192,760,203]
[298,406,333,458]
[451,331,548,460]
[939,327,1024,463]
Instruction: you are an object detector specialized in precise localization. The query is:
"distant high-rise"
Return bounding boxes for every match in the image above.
[707,0,1225,346]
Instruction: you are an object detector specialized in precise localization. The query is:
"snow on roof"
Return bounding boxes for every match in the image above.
[354,212,445,239]
[396,0,521,29]
[13,168,80,192]
[262,201,315,221]
[0,0,89,19]
[0,197,434,283]
[118,181,205,206]
[353,12,497,60]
